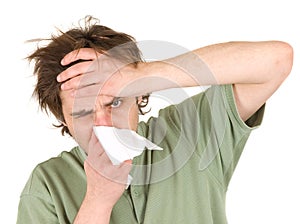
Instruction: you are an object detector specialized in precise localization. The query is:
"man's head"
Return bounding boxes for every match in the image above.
[28,15,147,136]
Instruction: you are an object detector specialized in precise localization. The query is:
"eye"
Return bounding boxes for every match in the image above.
[111,98,122,108]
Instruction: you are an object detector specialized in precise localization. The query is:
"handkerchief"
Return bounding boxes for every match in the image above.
[93,126,163,165]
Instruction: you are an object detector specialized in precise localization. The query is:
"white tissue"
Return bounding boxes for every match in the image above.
[93,126,163,165]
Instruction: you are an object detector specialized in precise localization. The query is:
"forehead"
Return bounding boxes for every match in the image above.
[60,90,115,110]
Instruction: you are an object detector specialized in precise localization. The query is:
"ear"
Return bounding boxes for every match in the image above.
[58,119,67,126]
[136,96,143,105]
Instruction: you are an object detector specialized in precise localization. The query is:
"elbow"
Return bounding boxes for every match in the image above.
[275,41,294,80]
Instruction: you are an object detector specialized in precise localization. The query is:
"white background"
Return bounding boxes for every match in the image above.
[1,0,299,223]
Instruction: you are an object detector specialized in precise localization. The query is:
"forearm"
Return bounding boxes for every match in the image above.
[139,41,292,92]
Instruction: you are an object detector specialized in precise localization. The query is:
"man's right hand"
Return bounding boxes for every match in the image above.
[74,131,132,223]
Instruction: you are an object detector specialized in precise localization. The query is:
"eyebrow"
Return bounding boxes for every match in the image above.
[70,109,94,117]
[70,97,122,117]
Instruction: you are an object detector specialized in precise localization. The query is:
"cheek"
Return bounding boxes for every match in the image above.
[62,106,93,151]
[127,104,139,130]
[111,103,139,130]
[73,117,94,151]
[61,92,95,152]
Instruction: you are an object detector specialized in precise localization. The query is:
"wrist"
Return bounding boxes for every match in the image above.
[85,187,115,210]
[74,193,113,224]
[136,61,177,93]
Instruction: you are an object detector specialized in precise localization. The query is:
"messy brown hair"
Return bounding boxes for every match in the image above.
[27,15,148,136]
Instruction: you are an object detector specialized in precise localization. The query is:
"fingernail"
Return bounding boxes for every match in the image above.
[124,159,132,164]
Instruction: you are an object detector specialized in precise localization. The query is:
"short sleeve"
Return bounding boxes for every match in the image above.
[17,195,59,224]
[199,84,265,188]
[16,171,59,224]
[137,84,264,188]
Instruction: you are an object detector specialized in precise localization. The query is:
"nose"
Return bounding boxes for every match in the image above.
[94,109,113,126]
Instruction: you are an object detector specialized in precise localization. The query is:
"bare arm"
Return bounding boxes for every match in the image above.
[58,41,293,121]
[137,41,293,120]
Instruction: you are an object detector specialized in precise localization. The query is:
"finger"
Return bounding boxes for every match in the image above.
[61,73,103,91]
[87,132,133,184]
[61,48,101,66]
[120,160,133,173]
[123,159,133,165]
[72,83,103,98]
[61,76,82,91]
[72,83,136,99]
[87,131,105,158]
[57,61,94,83]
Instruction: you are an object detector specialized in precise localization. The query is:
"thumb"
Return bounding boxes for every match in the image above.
[87,130,105,159]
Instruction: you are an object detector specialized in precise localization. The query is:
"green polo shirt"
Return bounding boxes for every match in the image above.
[17,85,264,223]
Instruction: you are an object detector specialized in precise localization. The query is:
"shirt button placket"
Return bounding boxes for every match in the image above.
[130,186,144,223]
[133,189,139,197]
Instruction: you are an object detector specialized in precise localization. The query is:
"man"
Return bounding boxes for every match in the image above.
[17,16,293,223]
